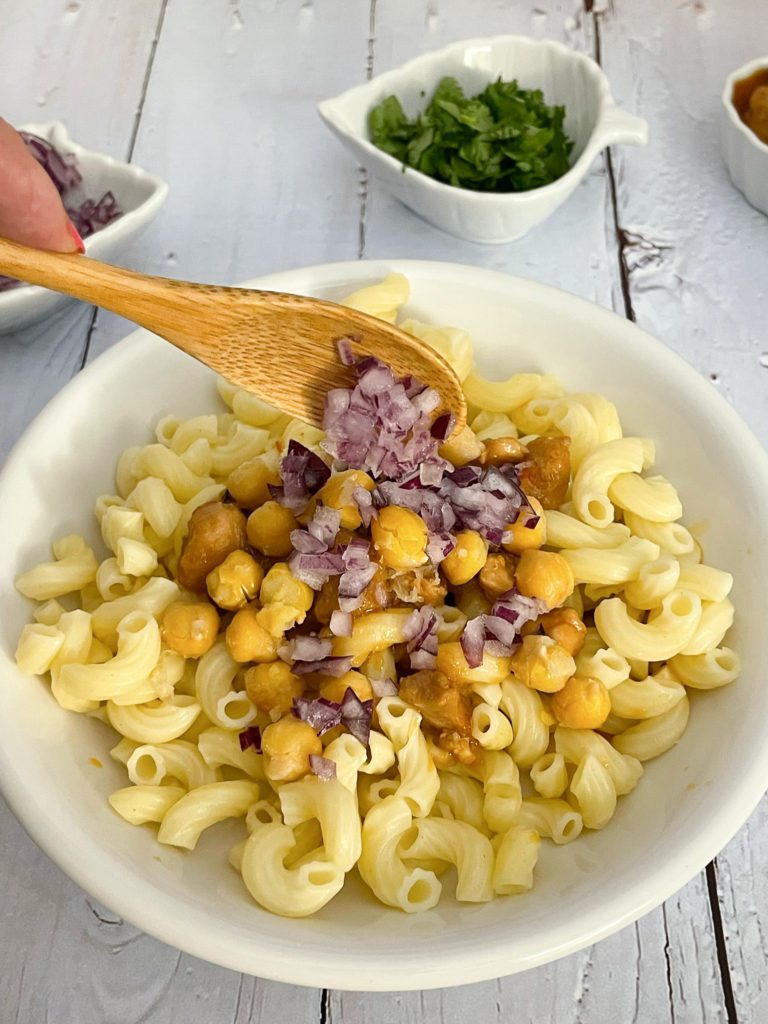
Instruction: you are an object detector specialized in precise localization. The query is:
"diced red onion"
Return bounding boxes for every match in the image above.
[308,505,341,547]
[370,678,398,698]
[493,590,549,624]
[339,687,374,748]
[288,550,345,589]
[329,610,353,637]
[293,655,354,677]
[309,754,337,781]
[292,696,343,734]
[290,529,328,555]
[460,615,487,668]
[336,336,359,366]
[426,531,456,565]
[287,636,333,662]
[409,650,438,670]
[279,440,331,512]
[430,412,455,441]
[238,725,262,753]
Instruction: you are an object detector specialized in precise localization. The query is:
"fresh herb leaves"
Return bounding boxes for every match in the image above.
[368,76,573,193]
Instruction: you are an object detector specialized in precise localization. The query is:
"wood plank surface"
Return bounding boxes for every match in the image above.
[0,0,764,1021]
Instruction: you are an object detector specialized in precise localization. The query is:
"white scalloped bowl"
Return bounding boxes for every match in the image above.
[0,122,168,334]
[319,36,648,243]
[0,261,766,991]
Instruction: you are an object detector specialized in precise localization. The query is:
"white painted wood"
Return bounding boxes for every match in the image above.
[601,4,768,1022]
[0,0,762,1019]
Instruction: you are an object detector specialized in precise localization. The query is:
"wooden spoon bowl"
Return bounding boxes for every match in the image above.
[0,237,466,430]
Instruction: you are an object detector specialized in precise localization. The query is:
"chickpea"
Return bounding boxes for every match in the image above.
[540,607,587,656]
[244,661,303,716]
[440,530,488,586]
[161,601,219,657]
[317,469,375,529]
[206,550,263,610]
[227,455,280,509]
[480,436,528,466]
[436,642,511,687]
[509,635,576,693]
[550,675,611,730]
[225,605,278,663]
[177,501,247,591]
[262,716,322,783]
[438,423,483,467]
[371,506,428,570]
[455,579,492,619]
[246,501,297,557]
[518,436,571,510]
[319,670,373,704]
[260,562,313,614]
[515,549,574,610]
[399,670,472,733]
[437,729,480,766]
[478,552,518,600]
[502,497,547,554]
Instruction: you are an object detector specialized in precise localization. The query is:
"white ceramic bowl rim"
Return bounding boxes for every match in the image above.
[319,34,641,203]
[1,260,768,990]
[721,57,768,156]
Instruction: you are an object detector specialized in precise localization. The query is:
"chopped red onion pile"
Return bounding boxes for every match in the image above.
[271,350,545,685]
[0,133,122,293]
[292,687,374,748]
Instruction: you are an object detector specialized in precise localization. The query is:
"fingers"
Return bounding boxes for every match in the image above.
[0,118,82,252]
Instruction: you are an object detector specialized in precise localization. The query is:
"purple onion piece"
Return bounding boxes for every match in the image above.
[293,655,354,677]
[460,615,487,669]
[292,696,343,734]
[238,725,262,753]
[329,610,353,637]
[309,754,337,781]
[288,636,333,662]
[370,678,398,698]
[339,687,374,748]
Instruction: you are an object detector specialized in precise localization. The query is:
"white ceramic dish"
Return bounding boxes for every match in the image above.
[0,260,767,991]
[319,36,648,243]
[721,58,768,217]
[0,122,168,334]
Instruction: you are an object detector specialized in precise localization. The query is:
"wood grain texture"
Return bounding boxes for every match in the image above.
[0,0,763,1020]
[601,3,768,1022]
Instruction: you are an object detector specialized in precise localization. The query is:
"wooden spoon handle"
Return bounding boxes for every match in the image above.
[0,235,209,331]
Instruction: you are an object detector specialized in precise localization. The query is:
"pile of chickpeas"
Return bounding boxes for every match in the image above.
[157,433,612,789]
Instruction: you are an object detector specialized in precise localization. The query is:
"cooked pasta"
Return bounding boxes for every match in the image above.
[12,273,739,919]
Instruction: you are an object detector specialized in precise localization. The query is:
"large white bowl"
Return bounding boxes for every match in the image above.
[319,36,648,243]
[0,261,766,991]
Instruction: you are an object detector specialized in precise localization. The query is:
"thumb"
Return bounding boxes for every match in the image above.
[0,119,82,253]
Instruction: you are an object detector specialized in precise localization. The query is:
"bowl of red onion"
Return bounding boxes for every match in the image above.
[0,122,168,334]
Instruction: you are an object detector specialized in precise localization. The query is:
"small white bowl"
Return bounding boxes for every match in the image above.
[319,35,648,243]
[0,122,168,334]
[0,260,767,990]
[721,58,768,217]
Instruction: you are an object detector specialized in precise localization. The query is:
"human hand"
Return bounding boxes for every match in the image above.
[0,118,84,253]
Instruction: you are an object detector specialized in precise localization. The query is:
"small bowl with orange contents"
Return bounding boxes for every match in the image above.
[721,57,768,217]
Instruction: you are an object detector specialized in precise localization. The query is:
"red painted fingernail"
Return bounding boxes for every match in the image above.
[67,220,85,254]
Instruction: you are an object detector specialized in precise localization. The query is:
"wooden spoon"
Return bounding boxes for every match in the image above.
[0,237,466,431]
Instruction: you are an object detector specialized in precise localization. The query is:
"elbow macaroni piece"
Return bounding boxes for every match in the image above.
[515,798,583,844]
[195,641,258,730]
[106,695,201,744]
[279,776,362,871]
[530,752,569,799]
[403,817,494,902]
[109,784,185,825]
[157,779,259,849]
[555,727,643,796]
[16,535,99,600]
[562,538,661,586]
[608,474,683,523]
[492,826,541,894]
[471,702,514,750]
[609,671,686,720]
[499,678,550,768]
[612,697,690,762]
[670,647,740,689]
[572,438,652,528]
[595,590,702,661]
[239,822,345,917]
[569,754,617,830]
[358,796,441,913]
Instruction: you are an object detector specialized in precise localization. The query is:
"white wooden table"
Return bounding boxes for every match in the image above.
[1,1,766,1020]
